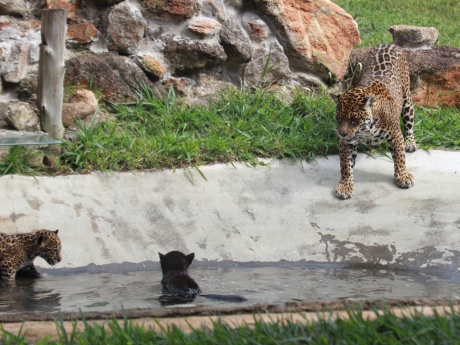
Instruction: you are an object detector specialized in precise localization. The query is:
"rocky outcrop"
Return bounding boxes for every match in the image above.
[250,0,360,81]
[4,2,458,111]
[0,0,362,108]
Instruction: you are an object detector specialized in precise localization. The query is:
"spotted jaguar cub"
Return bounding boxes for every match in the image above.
[0,229,61,281]
[330,44,417,199]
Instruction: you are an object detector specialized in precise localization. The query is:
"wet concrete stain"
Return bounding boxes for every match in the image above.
[73,203,84,217]
[26,196,43,211]
[317,231,460,270]
[319,232,396,265]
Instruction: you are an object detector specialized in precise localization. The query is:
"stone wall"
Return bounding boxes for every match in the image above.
[0,0,360,105]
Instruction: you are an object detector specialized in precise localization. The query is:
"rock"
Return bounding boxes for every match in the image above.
[251,0,360,81]
[220,17,252,63]
[65,53,161,103]
[162,78,190,96]
[90,0,124,6]
[163,37,227,74]
[242,13,271,41]
[67,22,100,44]
[0,18,41,84]
[139,55,166,80]
[107,1,147,55]
[187,17,222,39]
[4,101,40,132]
[408,46,460,108]
[243,41,296,87]
[0,103,9,128]
[201,0,227,22]
[139,0,200,21]
[0,0,28,17]
[44,0,81,20]
[62,90,99,128]
[17,74,38,101]
[388,25,438,50]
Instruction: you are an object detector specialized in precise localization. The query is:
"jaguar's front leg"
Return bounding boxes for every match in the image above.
[16,264,41,279]
[334,140,357,199]
[388,134,415,189]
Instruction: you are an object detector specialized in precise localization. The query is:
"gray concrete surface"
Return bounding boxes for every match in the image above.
[0,149,459,271]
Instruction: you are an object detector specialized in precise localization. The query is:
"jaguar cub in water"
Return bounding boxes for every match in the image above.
[159,251,247,303]
[0,229,62,281]
[159,251,201,297]
[330,44,417,199]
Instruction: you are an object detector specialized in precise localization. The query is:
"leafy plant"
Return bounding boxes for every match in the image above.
[0,146,44,176]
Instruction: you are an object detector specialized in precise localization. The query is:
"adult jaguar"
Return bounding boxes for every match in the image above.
[0,229,61,281]
[330,44,417,199]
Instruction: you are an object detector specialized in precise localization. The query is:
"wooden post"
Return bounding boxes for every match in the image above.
[37,9,67,166]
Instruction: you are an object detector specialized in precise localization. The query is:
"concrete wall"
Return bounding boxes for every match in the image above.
[0,150,459,271]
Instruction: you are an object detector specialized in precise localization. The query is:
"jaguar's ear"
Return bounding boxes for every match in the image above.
[330,93,340,104]
[37,234,46,246]
[159,252,165,260]
[54,229,59,235]
[364,95,375,111]
[185,253,195,267]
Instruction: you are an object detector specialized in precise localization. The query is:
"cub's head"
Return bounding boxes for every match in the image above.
[36,229,62,265]
[159,251,195,274]
[330,88,375,143]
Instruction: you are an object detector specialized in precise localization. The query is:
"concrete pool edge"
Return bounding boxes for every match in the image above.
[1,299,460,342]
[0,149,459,271]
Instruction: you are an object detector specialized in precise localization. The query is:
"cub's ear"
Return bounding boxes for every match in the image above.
[37,234,46,246]
[54,229,59,234]
[185,253,195,267]
[158,252,165,260]
[329,93,340,103]
[364,95,375,111]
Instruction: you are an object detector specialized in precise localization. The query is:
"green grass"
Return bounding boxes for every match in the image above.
[333,0,460,48]
[1,85,459,176]
[2,307,460,344]
[57,86,339,174]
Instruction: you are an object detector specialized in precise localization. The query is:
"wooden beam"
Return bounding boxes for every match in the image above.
[36,9,67,166]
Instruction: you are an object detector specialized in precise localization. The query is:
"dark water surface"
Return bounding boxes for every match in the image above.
[1,263,460,314]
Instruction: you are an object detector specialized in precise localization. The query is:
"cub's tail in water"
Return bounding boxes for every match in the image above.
[201,294,248,303]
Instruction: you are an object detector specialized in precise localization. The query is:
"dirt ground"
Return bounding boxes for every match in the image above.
[1,299,459,343]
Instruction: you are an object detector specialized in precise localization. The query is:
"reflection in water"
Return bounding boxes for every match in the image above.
[0,264,459,314]
[0,277,61,313]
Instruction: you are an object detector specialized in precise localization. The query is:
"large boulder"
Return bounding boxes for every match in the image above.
[65,53,162,103]
[163,37,227,74]
[106,1,147,55]
[250,0,360,81]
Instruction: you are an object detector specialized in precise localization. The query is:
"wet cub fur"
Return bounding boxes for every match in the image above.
[159,251,201,297]
[159,250,247,304]
[0,229,62,281]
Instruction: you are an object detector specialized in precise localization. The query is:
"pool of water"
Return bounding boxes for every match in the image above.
[1,263,460,314]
